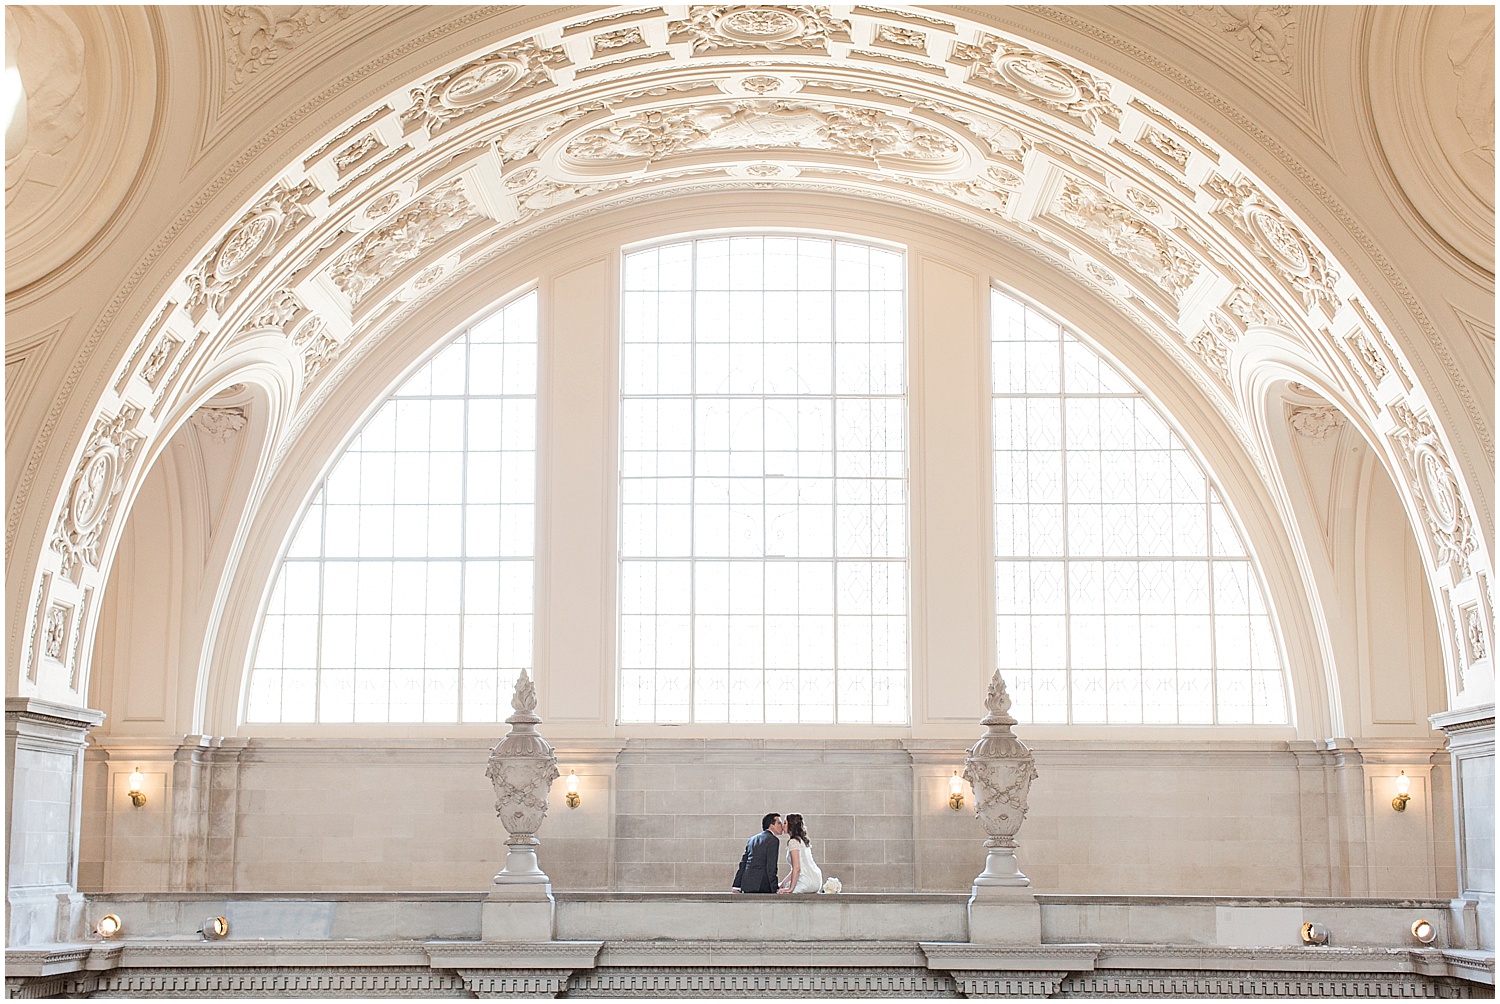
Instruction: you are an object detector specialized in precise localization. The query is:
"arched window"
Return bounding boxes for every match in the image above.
[617,236,908,724]
[246,291,538,723]
[991,288,1287,724]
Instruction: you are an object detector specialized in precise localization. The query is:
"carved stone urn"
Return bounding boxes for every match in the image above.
[485,669,560,888]
[962,670,1039,890]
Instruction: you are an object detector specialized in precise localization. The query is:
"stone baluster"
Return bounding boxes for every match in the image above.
[962,670,1041,943]
[482,670,560,941]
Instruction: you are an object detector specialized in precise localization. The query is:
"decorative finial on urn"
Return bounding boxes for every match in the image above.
[509,668,540,720]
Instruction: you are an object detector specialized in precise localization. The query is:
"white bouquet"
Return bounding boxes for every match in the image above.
[820,877,842,894]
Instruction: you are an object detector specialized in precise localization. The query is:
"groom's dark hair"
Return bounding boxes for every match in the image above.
[761,812,781,831]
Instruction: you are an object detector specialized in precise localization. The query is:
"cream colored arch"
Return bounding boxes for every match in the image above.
[194,196,1334,736]
[7,6,1491,736]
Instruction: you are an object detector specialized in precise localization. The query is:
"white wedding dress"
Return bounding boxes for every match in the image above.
[788,839,823,893]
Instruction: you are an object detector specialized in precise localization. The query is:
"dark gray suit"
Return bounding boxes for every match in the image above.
[732,828,780,893]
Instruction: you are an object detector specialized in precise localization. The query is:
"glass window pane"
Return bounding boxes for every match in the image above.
[246,293,539,724]
[620,237,909,723]
[991,286,1288,725]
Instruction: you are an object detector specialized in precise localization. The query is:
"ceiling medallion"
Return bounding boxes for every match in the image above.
[718,7,805,43]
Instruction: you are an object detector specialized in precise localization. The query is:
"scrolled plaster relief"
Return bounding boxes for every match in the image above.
[1052,179,1199,298]
[1388,401,1479,579]
[185,180,321,322]
[400,37,571,136]
[1177,5,1296,74]
[191,407,249,443]
[327,179,484,306]
[49,406,143,584]
[43,603,69,662]
[222,6,353,92]
[1288,405,1343,440]
[668,5,851,53]
[1205,174,1339,313]
[951,34,1119,129]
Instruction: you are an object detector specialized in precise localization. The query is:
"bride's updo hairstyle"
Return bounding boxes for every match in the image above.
[785,814,810,845]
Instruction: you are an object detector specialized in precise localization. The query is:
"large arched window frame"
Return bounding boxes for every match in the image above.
[616,235,910,725]
[245,291,538,724]
[990,286,1289,725]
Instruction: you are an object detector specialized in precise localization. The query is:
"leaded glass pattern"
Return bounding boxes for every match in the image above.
[247,292,538,723]
[991,288,1288,725]
[619,236,909,724]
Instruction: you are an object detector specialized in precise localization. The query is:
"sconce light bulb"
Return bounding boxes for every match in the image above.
[565,769,580,808]
[948,770,964,810]
[1392,770,1411,811]
[127,769,147,808]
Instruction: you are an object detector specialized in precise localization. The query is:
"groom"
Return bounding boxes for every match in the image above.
[730,812,787,894]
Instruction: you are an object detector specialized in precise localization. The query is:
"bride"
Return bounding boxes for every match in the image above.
[778,813,824,894]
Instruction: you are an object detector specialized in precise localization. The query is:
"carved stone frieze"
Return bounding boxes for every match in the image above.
[401,37,570,136]
[290,316,342,383]
[668,5,852,53]
[43,603,69,662]
[327,179,483,306]
[184,180,321,321]
[593,26,645,56]
[191,407,249,443]
[49,405,143,583]
[1188,311,1238,384]
[139,336,180,386]
[895,175,1010,215]
[951,34,1119,129]
[1288,405,1343,440]
[873,24,926,52]
[222,6,353,91]
[562,100,962,165]
[1177,5,1296,74]
[1053,179,1199,297]
[1461,604,1488,663]
[1223,285,1284,328]
[333,134,383,174]
[240,288,308,336]
[1205,174,1339,312]
[1139,126,1190,170]
[1388,401,1478,578]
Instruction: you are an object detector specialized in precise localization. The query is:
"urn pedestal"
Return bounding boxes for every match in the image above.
[962,670,1042,944]
[482,670,560,942]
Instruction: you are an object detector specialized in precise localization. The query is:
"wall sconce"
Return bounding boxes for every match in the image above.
[1392,770,1411,812]
[565,770,580,809]
[199,916,229,940]
[948,770,964,811]
[96,914,123,939]
[127,768,147,808]
[1411,918,1436,944]
[1300,922,1329,946]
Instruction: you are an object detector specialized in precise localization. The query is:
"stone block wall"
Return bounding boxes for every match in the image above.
[78,736,1456,899]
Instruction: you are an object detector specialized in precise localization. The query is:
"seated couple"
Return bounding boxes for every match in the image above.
[730,812,823,894]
